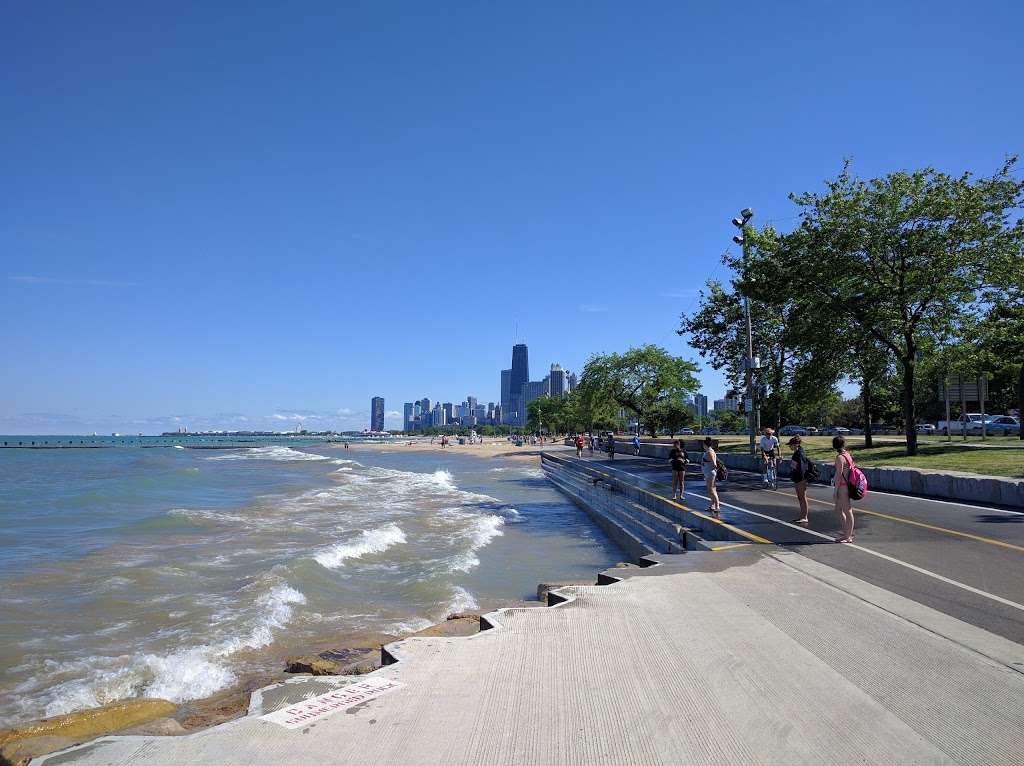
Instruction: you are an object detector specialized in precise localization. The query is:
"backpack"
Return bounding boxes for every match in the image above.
[715,460,728,482]
[802,454,820,482]
[841,453,868,500]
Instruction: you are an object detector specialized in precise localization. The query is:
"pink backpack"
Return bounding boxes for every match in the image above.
[841,453,868,500]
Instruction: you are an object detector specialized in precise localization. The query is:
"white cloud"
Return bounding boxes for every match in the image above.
[385,410,401,417]
[661,289,701,299]
[580,304,608,313]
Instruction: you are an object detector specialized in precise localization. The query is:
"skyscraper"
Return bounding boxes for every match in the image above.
[694,393,709,421]
[371,397,385,431]
[567,371,578,392]
[549,363,567,397]
[510,344,529,425]
[403,402,415,431]
[500,369,512,424]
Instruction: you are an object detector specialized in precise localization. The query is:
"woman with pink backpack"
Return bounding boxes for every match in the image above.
[832,435,867,543]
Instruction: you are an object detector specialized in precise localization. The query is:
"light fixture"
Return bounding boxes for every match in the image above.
[731,217,745,228]
[732,235,744,245]
[741,208,754,220]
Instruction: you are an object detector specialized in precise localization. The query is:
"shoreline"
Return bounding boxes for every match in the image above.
[0,444,579,764]
[0,607,531,764]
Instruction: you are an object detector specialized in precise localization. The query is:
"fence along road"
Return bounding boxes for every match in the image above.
[563,452,1024,645]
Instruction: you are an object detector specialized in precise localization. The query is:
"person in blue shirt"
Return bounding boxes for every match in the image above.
[632,434,641,456]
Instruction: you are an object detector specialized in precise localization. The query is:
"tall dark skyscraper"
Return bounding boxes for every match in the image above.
[509,343,529,425]
[370,396,385,431]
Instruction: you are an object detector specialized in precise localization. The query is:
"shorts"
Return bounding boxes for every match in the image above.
[702,463,716,481]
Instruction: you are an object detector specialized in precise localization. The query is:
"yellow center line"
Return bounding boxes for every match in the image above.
[709,543,752,552]
[542,454,772,545]
[766,488,1024,553]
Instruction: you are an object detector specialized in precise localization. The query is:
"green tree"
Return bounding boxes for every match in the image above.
[978,242,1024,435]
[650,399,694,437]
[580,345,700,437]
[760,159,1024,455]
[526,395,567,435]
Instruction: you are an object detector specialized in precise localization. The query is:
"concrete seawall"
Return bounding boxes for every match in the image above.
[541,453,767,560]
[576,437,1024,508]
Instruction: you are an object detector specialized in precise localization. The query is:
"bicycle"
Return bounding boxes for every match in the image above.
[761,451,778,490]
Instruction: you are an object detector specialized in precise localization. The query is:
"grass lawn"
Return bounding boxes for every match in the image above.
[712,435,1024,478]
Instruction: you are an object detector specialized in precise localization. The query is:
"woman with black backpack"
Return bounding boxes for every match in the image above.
[788,435,811,524]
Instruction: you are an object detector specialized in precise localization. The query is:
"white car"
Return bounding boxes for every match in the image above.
[916,424,937,434]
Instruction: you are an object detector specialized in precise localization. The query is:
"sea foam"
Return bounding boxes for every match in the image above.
[206,446,329,462]
[314,524,407,569]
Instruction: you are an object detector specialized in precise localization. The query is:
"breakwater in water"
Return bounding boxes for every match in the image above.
[0,444,620,728]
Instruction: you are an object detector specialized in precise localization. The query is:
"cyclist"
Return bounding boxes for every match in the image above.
[759,427,780,489]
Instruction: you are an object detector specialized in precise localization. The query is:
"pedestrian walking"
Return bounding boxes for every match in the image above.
[607,432,616,460]
[632,434,641,456]
[588,433,595,455]
[701,437,721,515]
[832,436,855,543]
[788,436,810,523]
[669,439,688,500]
[575,433,586,458]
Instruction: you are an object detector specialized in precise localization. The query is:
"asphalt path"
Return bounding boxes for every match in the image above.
[565,452,1024,644]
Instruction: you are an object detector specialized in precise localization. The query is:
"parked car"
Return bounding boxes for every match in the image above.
[802,426,819,436]
[679,428,695,435]
[938,413,988,436]
[916,423,937,435]
[779,425,807,436]
[824,426,851,436]
[986,416,1021,436]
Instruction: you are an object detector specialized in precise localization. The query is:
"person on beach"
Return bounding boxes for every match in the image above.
[788,435,810,523]
[575,433,586,458]
[701,437,721,515]
[669,439,688,500]
[632,434,641,456]
[832,435,855,543]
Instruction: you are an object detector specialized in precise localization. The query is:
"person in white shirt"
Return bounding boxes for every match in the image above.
[759,427,780,487]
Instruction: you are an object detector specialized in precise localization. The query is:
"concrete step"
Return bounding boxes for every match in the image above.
[44,548,1024,765]
[544,465,685,555]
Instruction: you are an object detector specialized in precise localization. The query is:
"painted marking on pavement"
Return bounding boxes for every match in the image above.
[684,489,1024,613]
[543,453,771,545]
[846,488,1024,516]
[766,488,1024,553]
[261,677,404,729]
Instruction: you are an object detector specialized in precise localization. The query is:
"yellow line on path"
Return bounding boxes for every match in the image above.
[766,489,1024,553]
[709,543,753,552]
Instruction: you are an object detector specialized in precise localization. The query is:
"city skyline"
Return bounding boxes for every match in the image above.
[401,343,578,431]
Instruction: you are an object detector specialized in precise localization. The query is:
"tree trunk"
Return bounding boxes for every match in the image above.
[862,377,873,449]
[1018,359,1024,440]
[902,355,918,456]
[773,347,786,431]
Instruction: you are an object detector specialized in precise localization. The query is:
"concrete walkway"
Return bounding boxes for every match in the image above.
[37,548,1024,765]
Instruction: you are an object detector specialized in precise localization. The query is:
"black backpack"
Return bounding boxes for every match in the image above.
[802,454,820,481]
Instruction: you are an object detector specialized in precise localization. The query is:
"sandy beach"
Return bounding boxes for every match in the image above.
[326,437,569,461]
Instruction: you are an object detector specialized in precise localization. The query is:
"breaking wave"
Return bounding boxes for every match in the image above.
[314,524,407,569]
[206,446,329,462]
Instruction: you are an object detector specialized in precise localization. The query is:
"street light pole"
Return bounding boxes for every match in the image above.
[732,208,758,455]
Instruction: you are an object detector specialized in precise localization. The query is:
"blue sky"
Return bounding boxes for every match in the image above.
[2,2,1021,433]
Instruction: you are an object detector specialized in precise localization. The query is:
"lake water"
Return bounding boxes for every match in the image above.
[0,442,620,727]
